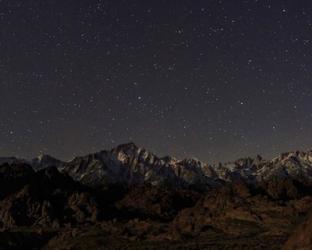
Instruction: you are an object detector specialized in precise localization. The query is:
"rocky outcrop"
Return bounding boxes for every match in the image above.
[0,164,99,229]
[283,211,312,250]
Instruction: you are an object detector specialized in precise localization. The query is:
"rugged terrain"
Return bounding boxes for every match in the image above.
[0,143,312,249]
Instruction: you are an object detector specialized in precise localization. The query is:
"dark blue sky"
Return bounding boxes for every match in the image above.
[1,0,312,163]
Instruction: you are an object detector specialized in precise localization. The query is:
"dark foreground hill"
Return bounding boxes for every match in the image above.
[0,143,312,249]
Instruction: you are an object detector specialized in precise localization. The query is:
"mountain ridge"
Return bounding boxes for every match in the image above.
[1,143,312,190]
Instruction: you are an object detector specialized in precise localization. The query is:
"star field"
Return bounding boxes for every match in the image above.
[0,0,312,163]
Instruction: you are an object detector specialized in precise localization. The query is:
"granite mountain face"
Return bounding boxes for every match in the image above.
[19,142,312,188]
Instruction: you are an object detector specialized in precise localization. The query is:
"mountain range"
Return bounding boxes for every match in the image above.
[0,142,311,249]
[0,143,312,188]
[5,142,312,189]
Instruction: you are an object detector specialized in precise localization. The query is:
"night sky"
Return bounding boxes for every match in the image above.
[1,0,312,163]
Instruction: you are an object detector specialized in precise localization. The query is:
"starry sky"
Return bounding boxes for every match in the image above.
[1,0,312,163]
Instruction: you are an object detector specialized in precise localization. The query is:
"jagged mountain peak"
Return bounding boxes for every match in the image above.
[179,158,205,168]
[31,153,63,171]
[1,143,312,190]
[111,142,146,158]
[34,153,58,162]
[111,142,160,166]
[270,150,312,165]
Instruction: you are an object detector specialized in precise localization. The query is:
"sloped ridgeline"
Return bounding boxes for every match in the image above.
[0,143,312,249]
